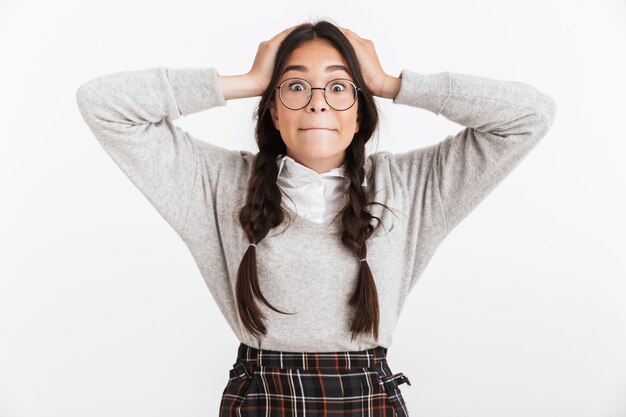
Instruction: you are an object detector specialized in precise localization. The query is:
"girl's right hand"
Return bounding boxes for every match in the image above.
[247,25,300,94]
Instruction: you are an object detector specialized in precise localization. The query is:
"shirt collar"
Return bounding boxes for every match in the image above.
[275,154,368,187]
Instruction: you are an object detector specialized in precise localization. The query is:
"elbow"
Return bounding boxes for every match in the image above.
[75,82,93,112]
[75,74,105,110]
[511,92,557,142]
[75,79,104,120]
[75,81,103,131]
[543,93,557,126]
[527,92,557,140]
[539,93,557,136]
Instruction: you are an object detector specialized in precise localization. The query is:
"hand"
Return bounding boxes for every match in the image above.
[247,25,300,94]
[338,27,390,97]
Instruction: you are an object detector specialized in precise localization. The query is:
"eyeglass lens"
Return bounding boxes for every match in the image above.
[279,78,357,110]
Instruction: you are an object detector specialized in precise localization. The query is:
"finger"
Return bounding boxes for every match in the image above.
[280,25,296,36]
[270,25,298,42]
[340,27,359,40]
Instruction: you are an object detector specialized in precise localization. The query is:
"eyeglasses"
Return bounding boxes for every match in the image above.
[274,78,361,111]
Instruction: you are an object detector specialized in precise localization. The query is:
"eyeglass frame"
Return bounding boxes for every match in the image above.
[274,77,362,111]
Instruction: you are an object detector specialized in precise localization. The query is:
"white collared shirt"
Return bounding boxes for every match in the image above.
[275,154,368,224]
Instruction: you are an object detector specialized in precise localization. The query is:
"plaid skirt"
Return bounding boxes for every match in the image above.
[219,342,412,417]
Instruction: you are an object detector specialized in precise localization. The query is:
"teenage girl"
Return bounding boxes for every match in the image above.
[76,20,556,417]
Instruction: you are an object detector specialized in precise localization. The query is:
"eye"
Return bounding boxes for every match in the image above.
[287,81,306,91]
[329,81,348,92]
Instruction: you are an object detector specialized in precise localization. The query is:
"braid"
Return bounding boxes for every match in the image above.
[340,144,387,342]
[236,147,295,338]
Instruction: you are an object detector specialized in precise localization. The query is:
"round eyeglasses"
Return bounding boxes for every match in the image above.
[274,78,361,111]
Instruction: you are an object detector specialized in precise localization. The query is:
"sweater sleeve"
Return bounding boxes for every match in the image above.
[75,67,238,238]
[387,69,557,240]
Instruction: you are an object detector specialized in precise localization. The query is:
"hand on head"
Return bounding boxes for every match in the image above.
[337,27,389,97]
[247,25,300,93]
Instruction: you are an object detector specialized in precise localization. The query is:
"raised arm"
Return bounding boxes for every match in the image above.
[75,67,242,238]
[387,69,557,237]
[375,69,556,292]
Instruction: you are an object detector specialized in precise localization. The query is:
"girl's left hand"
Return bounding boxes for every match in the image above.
[338,27,389,97]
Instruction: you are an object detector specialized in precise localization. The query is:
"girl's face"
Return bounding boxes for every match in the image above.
[270,39,360,174]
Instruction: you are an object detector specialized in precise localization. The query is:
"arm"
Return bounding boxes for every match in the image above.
[387,69,557,237]
[380,69,556,292]
[75,67,244,238]
[217,73,264,100]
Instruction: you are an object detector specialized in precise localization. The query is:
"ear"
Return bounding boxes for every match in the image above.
[270,99,280,131]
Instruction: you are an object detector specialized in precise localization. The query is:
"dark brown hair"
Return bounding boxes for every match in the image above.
[236,19,392,343]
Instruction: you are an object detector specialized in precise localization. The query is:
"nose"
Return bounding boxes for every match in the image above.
[307,88,328,112]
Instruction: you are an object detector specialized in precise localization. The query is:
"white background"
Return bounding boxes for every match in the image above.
[1,1,625,416]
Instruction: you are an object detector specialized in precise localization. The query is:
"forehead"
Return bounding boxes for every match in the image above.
[281,41,351,78]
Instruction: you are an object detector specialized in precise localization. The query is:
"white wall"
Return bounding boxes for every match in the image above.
[1,0,624,416]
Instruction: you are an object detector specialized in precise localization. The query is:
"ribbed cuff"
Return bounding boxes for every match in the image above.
[392,69,452,116]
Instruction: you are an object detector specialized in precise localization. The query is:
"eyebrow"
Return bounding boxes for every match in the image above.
[282,64,350,75]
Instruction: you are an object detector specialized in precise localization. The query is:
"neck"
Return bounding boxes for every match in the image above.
[287,153,345,175]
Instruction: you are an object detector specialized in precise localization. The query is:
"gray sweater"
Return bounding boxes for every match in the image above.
[76,66,556,352]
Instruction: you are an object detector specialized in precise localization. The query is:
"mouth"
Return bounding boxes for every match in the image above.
[300,128,335,131]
